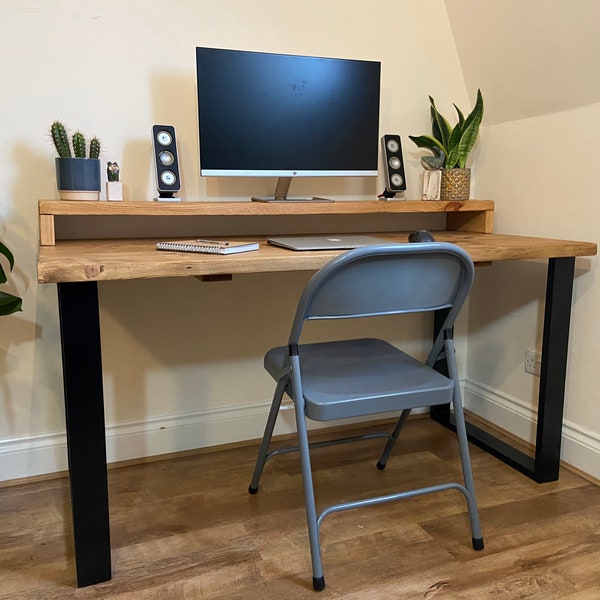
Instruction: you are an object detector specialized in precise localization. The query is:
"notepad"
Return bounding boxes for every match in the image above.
[156,239,259,255]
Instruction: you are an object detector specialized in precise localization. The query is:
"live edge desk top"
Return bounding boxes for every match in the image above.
[36,199,596,283]
[36,199,597,587]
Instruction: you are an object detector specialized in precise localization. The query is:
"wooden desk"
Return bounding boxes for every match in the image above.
[36,200,596,587]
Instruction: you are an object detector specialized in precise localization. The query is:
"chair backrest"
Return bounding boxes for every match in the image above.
[288,242,474,360]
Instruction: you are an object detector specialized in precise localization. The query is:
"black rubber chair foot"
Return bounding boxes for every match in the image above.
[248,485,258,495]
[472,537,484,551]
[313,576,326,591]
[376,461,386,470]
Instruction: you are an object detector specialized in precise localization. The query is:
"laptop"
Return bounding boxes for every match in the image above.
[267,234,391,251]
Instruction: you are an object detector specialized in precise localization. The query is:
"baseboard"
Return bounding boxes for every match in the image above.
[463,377,600,481]
[0,400,417,483]
[0,402,276,482]
[3,381,598,483]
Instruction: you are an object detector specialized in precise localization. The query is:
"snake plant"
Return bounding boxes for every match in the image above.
[409,89,484,170]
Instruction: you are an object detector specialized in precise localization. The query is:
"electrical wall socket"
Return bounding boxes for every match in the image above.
[525,348,542,377]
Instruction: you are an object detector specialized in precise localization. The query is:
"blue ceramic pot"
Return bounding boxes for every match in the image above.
[55,157,101,200]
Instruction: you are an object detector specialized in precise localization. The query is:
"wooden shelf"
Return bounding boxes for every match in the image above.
[38,199,495,246]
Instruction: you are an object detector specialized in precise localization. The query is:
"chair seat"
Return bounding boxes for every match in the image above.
[264,338,454,421]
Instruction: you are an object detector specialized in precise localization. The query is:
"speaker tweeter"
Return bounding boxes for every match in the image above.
[381,134,407,196]
[152,125,181,201]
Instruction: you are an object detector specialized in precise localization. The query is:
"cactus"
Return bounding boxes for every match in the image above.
[72,131,86,158]
[50,122,101,158]
[51,121,72,157]
[89,136,101,159]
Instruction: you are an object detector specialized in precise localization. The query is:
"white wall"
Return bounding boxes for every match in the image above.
[446,0,600,478]
[0,0,467,480]
[5,0,597,483]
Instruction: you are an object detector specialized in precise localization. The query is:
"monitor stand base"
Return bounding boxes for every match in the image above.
[251,177,335,203]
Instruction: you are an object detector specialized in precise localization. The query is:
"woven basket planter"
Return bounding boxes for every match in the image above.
[440,168,471,201]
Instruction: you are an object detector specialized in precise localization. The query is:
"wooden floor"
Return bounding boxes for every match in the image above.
[2,418,600,599]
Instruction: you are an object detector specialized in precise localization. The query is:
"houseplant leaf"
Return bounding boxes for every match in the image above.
[0,240,15,273]
[0,292,22,316]
[0,239,22,315]
[446,89,484,168]
[429,96,452,150]
[407,134,446,155]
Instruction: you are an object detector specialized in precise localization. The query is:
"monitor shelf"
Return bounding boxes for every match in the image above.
[38,199,495,246]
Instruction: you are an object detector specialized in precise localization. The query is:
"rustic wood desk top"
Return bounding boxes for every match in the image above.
[36,199,596,284]
[37,231,597,284]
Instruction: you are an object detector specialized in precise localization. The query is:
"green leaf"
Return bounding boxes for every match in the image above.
[429,96,451,150]
[454,104,465,128]
[445,89,484,169]
[408,134,446,154]
[445,124,464,168]
[0,291,22,316]
[0,240,21,315]
[0,240,15,270]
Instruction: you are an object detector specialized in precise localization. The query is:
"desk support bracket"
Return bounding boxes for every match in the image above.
[58,281,112,586]
[431,257,576,483]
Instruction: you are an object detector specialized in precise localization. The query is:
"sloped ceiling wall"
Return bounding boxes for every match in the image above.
[445,0,600,124]
[444,0,600,479]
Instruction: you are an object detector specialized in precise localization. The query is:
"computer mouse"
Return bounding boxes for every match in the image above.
[408,229,435,243]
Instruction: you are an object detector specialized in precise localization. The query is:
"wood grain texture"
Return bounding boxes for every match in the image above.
[39,214,55,246]
[38,199,496,246]
[37,232,597,284]
[39,199,495,217]
[1,418,599,599]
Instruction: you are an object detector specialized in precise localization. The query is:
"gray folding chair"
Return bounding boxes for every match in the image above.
[248,242,484,591]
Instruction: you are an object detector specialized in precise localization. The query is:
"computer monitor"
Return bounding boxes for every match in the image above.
[195,47,381,202]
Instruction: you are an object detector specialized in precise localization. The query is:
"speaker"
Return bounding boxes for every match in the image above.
[152,125,181,201]
[381,134,406,195]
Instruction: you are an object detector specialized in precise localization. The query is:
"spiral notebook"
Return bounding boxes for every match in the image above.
[156,239,259,255]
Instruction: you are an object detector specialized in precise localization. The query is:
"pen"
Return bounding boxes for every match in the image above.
[196,239,230,246]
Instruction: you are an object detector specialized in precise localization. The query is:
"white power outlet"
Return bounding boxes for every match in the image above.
[525,348,542,377]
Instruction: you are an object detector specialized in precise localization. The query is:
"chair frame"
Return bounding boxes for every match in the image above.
[249,243,484,591]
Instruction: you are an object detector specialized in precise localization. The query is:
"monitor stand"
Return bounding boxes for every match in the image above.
[251,177,334,203]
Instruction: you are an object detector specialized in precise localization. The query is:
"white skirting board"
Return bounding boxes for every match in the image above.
[463,378,600,481]
[1,385,598,482]
[0,401,406,482]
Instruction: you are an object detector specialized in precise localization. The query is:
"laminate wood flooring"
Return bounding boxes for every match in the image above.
[1,418,599,599]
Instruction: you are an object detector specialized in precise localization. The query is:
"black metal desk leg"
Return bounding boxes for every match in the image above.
[57,281,111,586]
[431,257,576,483]
[534,256,575,482]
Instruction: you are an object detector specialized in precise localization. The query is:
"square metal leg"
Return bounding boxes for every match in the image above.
[58,281,111,586]
[431,257,576,483]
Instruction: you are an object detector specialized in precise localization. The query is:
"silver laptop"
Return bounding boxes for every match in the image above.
[267,234,390,251]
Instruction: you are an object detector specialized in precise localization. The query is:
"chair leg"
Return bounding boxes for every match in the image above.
[289,354,326,591]
[445,339,484,550]
[248,378,287,494]
[377,409,411,470]
[294,404,326,591]
[453,392,484,549]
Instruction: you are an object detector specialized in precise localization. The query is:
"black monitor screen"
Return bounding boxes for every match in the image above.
[196,47,381,178]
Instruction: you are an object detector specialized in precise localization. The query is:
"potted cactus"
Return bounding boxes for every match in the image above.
[409,90,484,200]
[51,121,101,200]
[0,240,22,316]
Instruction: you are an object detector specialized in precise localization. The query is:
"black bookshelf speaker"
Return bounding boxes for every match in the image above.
[381,134,407,195]
[152,125,181,199]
